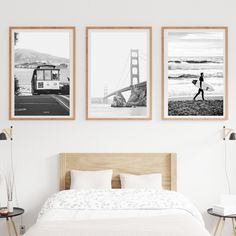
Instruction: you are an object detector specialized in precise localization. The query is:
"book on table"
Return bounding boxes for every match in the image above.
[212,205,236,216]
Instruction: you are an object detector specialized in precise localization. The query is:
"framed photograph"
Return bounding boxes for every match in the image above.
[9,26,76,120]
[86,27,152,120]
[162,27,228,120]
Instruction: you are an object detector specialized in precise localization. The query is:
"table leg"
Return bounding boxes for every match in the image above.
[10,218,19,236]
[220,218,225,236]
[232,218,236,236]
[6,218,12,236]
[214,217,222,236]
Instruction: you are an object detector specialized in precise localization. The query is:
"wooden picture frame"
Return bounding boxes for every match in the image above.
[9,26,76,120]
[162,27,228,120]
[86,26,152,120]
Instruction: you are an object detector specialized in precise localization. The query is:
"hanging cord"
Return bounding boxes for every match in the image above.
[10,135,23,226]
[224,139,231,194]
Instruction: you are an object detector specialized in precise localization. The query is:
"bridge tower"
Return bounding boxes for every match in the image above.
[130,49,140,86]
[103,84,108,104]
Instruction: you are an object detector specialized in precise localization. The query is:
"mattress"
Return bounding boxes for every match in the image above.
[25,189,210,236]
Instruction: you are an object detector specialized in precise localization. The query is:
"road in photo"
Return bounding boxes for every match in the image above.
[15,95,70,116]
[14,67,70,116]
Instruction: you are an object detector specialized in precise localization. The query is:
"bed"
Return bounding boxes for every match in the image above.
[25,153,210,236]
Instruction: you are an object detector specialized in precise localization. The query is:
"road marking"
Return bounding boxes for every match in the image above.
[18,103,51,105]
[60,95,70,101]
[51,95,70,111]
[15,108,27,111]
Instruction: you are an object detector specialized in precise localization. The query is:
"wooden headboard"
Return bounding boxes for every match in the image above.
[60,153,177,191]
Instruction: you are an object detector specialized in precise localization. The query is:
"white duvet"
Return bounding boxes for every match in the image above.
[25,189,210,236]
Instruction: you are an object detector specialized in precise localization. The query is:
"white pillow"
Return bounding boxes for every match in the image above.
[70,169,113,190]
[120,173,162,190]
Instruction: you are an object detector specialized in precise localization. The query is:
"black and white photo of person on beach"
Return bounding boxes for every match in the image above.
[193,72,204,101]
[166,29,226,117]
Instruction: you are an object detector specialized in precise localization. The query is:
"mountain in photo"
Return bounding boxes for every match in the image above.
[14,48,69,68]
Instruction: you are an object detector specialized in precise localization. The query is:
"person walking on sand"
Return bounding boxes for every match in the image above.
[193,72,205,101]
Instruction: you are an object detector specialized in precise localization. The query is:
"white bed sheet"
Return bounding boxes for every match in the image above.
[26,213,211,236]
[39,208,190,221]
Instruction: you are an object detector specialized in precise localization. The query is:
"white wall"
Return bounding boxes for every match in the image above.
[0,0,236,235]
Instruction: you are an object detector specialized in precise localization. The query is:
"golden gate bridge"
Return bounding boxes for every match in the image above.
[103,49,147,107]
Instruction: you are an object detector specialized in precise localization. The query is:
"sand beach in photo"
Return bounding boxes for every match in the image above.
[168,96,223,116]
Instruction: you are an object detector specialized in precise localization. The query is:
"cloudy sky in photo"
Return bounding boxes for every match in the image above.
[168,30,224,57]
[89,30,149,98]
[15,31,71,59]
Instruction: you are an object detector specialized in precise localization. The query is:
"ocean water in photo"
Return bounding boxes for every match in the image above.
[89,104,147,118]
[168,56,224,99]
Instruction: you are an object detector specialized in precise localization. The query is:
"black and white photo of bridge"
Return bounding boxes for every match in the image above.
[87,28,151,119]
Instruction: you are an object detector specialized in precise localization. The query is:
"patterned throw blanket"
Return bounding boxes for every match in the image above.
[38,189,203,224]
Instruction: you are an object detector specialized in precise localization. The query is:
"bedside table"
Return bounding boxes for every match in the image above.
[0,207,24,236]
[207,208,236,236]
